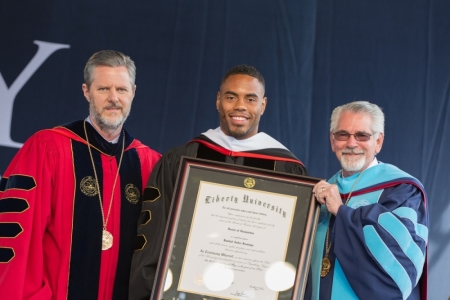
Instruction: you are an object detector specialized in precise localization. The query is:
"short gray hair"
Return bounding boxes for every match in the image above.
[330,101,385,137]
[84,50,136,88]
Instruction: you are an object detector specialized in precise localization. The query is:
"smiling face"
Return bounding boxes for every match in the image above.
[331,111,384,177]
[216,74,266,140]
[82,65,135,139]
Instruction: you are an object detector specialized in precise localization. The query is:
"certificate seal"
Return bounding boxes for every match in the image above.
[125,183,140,204]
[80,176,98,196]
[243,177,255,188]
[193,274,204,286]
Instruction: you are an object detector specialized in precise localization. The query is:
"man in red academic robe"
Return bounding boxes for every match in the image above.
[0,50,161,300]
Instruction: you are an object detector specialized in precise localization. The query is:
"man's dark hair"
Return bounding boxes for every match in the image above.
[221,65,265,89]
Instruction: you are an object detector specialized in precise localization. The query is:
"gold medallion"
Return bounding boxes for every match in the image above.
[102,229,113,250]
[243,177,255,188]
[125,184,140,204]
[80,176,98,196]
[320,257,331,277]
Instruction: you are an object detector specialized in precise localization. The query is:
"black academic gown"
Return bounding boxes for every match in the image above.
[129,135,307,300]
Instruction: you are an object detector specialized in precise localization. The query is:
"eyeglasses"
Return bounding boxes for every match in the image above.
[332,131,375,142]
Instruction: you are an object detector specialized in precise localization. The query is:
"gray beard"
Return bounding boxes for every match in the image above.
[90,103,129,133]
[340,154,366,173]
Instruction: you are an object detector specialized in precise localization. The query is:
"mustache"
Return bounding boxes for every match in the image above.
[103,103,123,110]
[341,149,365,154]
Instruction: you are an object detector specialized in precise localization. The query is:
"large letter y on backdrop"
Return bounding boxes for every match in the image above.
[0,40,70,148]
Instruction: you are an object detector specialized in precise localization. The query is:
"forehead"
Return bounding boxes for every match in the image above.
[336,111,374,132]
[220,74,264,96]
[91,66,131,85]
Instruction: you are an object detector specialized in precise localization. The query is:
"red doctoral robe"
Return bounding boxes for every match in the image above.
[0,120,161,300]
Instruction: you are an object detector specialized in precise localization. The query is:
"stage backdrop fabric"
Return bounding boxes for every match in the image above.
[1,1,449,299]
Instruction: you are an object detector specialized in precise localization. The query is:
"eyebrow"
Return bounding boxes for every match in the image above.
[335,130,371,134]
[224,91,259,98]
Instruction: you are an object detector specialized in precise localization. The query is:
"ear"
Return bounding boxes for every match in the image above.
[330,131,336,152]
[261,97,267,115]
[132,85,136,97]
[216,91,220,111]
[375,132,384,154]
[82,83,90,102]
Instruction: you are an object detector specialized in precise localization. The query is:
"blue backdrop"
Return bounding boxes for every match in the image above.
[1,1,449,298]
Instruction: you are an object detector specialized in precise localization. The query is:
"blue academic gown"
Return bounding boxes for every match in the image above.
[308,163,428,300]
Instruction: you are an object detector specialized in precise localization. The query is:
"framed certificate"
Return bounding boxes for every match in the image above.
[151,157,321,300]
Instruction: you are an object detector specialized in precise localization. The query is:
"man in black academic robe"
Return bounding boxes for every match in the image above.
[129,65,308,300]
